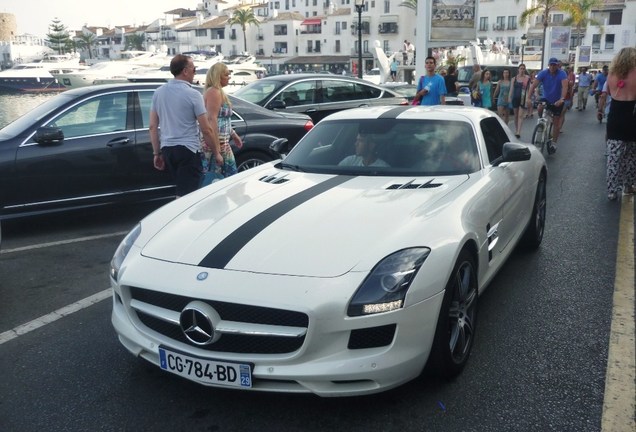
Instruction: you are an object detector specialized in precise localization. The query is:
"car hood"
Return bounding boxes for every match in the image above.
[140,169,468,277]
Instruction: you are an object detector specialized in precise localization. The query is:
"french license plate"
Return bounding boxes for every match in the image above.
[159,346,252,388]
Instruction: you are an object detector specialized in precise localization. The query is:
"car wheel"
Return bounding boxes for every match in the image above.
[521,172,546,249]
[236,151,273,172]
[428,249,478,379]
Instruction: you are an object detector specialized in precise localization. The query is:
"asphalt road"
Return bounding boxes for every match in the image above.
[0,108,632,432]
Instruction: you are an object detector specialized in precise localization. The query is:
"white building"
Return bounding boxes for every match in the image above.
[31,0,634,72]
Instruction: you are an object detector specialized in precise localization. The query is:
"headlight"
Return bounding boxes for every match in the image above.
[347,248,430,317]
[110,224,141,282]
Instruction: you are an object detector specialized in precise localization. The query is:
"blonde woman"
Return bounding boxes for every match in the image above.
[603,47,636,200]
[202,62,243,181]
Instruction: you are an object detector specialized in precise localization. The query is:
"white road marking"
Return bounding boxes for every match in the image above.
[0,289,112,345]
[601,195,636,432]
[0,231,128,254]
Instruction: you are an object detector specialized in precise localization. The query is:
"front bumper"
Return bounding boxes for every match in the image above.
[111,257,445,397]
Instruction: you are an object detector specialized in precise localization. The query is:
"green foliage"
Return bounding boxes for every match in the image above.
[46,18,72,54]
[76,32,98,59]
[559,0,604,46]
[228,8,260,53]
[399,0,418,11]
[445,54,467,68]
[125,34,146,51]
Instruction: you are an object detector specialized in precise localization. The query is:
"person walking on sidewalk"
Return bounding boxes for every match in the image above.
[150,54,221,198]
[601,47,636,201]
[526,57,568,154]
[414,56,446,106]
[577,67,593,110]
[510,63,530,138]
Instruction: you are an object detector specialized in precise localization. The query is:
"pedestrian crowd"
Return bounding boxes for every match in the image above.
[151,50,635,204]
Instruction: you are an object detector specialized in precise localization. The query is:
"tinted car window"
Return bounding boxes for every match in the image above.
[357,82,381,99]
[45,92,129,137]
[276,81,318,106]
[480,117,509,162]
[323,80,357,102]
[283,119,479,175]
[138,91,153,128]
[233,80,286,105]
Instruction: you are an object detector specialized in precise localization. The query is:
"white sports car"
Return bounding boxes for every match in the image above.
[111,105,547,397]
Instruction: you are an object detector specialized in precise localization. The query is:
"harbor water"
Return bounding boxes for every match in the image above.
[0,92,57,129]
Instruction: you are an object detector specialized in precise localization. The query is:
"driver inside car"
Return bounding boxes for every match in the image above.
[338,132,389,167]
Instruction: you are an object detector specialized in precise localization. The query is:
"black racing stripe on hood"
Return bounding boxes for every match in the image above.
[198,175,353,269]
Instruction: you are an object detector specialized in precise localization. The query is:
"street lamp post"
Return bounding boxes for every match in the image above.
[521,33,527,65]
[354,0,365,79]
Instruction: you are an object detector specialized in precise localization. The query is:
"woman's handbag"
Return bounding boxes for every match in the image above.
[200,154,225,187]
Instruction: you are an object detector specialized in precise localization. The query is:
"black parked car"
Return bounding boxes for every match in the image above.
[233,73,408,123]
[0,83,313,220]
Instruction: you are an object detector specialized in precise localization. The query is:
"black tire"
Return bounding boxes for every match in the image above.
[235,151,273,172]
[427,249,478,379]
[531,123,546,153]
[520,172,547,249]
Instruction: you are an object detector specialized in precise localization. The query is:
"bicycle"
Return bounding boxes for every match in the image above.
[531,100,555,155]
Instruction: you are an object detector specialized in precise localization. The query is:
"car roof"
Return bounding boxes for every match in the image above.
[255,73,376,84]
[319,104,494,122]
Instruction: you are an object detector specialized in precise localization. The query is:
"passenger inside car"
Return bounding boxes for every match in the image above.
[338,132,389,167]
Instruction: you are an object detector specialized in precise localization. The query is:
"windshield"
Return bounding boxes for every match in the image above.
[233,79,287,105]
[0,93,76,140]
[281,118,480,176]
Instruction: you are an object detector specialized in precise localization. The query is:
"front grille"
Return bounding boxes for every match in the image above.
[348,324,397,349]
[129,286,308,354]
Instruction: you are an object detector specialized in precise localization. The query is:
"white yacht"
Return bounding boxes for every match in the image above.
[53,50,171,89]
[0,53,83,92]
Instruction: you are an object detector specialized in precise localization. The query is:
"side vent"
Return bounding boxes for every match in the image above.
[259,173,290,184]
[386,179,442,190]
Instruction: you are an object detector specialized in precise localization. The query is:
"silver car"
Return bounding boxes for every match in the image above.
[233,73,408,123]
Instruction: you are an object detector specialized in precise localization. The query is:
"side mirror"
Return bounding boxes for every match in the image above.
[269,100,286,110]
[497,142,531,165]
[34,126,64,145]
[269,137,290,154]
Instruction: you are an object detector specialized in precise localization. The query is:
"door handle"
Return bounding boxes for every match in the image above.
[107,137,130,147]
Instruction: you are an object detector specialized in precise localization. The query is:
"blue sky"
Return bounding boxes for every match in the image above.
[2,1,191,37]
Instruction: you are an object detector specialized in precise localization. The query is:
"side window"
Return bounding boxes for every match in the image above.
[138,91,154,129]
[355,82,381,99]
[47,92,129,138]
[277,82,316,106]
[480,117,509,163]
[323,80,355,102]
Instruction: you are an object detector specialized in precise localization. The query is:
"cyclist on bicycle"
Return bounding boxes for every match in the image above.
[526,57,568,154]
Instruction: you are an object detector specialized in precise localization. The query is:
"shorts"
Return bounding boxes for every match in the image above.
[390,70,397,78]
[161,145,203,197]
[542,99,564,117]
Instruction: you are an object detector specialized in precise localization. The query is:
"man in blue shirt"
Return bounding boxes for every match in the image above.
[527,57,568,154]
[593,65,609,108]
[414,56,447,106]
[390,58,399,81]
[576,67,593,110]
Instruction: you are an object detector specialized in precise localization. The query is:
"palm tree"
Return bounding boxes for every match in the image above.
[559,0,604,47]
[398,0,418,11]
[518,0,567,68]
[125,34,146,51]
[76,32,98,60]
[228,8,260,54]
